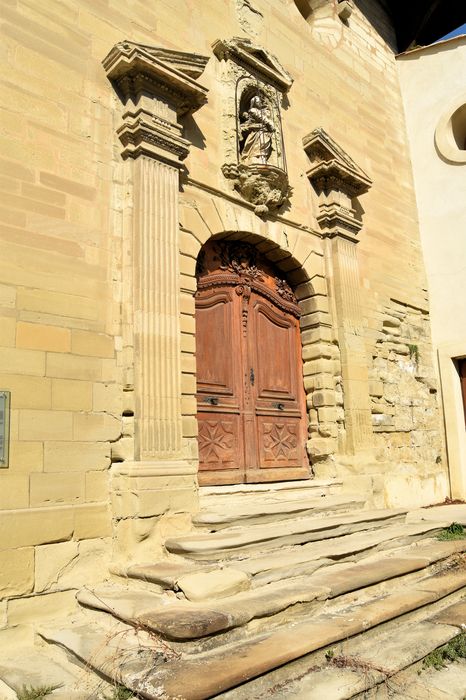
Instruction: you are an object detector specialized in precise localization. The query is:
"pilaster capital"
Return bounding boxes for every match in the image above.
[303,128,372,240]
[103,41,209,164]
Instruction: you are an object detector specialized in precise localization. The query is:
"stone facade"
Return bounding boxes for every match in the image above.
[0,0,452,637]
[397,37,466,502]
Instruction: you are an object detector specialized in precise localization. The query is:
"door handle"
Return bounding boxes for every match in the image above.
[250,368,255,386]
[274,402,285,411]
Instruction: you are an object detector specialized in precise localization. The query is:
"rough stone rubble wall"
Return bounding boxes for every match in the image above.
[367,299,448,505]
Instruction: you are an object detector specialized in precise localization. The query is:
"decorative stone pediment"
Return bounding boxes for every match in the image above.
[303,128,372,197]
[303,128,372,238]
[103,41,209,163]
[214,38,292,215]
[212,37,293,92]
[103,41,209,114]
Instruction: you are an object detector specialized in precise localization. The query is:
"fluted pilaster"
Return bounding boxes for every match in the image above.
[103,40,208,469]
[103,42,209,563]
[330,236,373,452]
[304,128,373,454]
[134,157,182,459]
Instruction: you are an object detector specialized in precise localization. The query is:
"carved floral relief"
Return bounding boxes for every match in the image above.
[196,241,299,317]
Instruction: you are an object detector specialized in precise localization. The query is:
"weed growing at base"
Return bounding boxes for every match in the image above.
[107,685,134,700]
[438,523,466,540]
[423,632,466,670]
[18,685,62,700]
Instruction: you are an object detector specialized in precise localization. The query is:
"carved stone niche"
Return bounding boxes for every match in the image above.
[303,128,372,240]
[213,37,293,216]
[103,41,209,165]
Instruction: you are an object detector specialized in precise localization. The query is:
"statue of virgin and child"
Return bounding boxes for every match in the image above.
[239,95,275,166]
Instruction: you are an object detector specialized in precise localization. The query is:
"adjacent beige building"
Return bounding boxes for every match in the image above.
[398,35,466,501]
[0,0,459,636]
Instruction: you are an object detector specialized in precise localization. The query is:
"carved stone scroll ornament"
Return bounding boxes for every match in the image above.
[214,37,293,216]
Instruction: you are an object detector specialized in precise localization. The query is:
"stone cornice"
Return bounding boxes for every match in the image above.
[103,41,209,116]
[212,37,293,93]
[303,128,372,197]
[103,41,209,163]
[117,110,191,163]
[306,161,371,199]
[303,128,372,239]
[316,204,362,240]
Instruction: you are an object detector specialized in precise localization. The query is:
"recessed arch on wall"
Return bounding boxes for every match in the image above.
[435,92,466,164]
[451,104,466,151]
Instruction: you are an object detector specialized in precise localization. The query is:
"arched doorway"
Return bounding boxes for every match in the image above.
[195,239,310,485]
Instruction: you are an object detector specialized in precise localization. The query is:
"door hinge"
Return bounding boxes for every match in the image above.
[249,367,255,386]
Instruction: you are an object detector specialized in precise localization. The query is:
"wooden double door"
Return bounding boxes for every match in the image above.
[195,241,309,485]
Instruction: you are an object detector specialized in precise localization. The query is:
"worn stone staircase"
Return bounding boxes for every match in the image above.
[1,481,466,700]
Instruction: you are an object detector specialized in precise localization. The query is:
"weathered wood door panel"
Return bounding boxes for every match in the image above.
[195,287,244,481]
[247,294,309,481]
[195,241,309,485]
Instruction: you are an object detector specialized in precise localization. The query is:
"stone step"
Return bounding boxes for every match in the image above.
[40,566,466,700]
[76,539,466,642]
[407,503,466,525]
[76,574,329,640]
[165,508,416,560]
[235,525,465,586]
[124,517,456,592]
[38,613,178,700]
[125,559,205,588]
[193,493,365,530]
[199,478,343,503]
[0,680,16,700]
[385,662,466,700]
[215,596,466,699]
[121,520,462,590]
[0,644,116,700]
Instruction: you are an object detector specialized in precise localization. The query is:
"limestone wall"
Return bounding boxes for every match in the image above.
[0,0,448,634]
[397,38,466,500]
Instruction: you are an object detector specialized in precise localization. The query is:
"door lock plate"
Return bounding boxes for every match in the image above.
[204,396,219,405]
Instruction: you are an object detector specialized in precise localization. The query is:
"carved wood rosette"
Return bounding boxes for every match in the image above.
[213,37,293,215]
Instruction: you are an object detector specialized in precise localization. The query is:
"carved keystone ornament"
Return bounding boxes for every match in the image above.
[213,37,293,215]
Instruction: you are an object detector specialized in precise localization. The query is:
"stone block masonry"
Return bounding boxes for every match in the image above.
[0,0,449,632]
